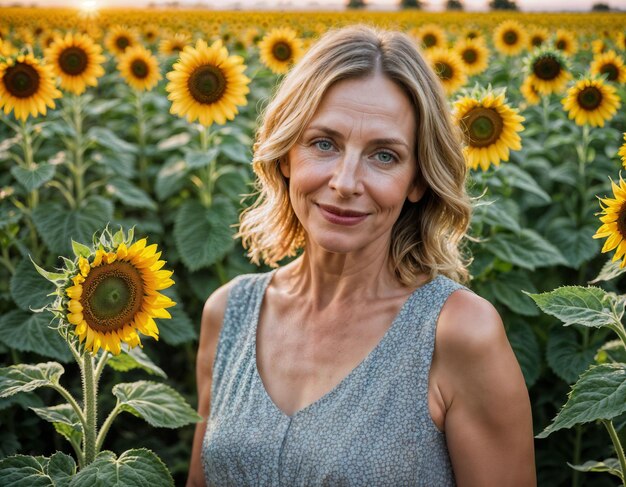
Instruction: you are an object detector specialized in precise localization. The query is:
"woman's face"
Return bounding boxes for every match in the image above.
[281,72,425,255]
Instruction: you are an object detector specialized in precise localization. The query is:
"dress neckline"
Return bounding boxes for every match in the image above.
[251,269,441,420]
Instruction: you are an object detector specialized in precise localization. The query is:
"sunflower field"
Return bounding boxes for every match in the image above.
[0,6,626,486]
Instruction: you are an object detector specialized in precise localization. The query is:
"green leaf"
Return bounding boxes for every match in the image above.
[507,320,540,387]
[491,270,539,316]
[0,310,73,362]
[87,127,138,154]
[107,347,167,378]
[0,362,64,398]
[525,286,620,328]
[545,218,600,269]
[537,363,626,438]
[214,165,249,202]
[498,164,551,204]
[219,141,251,164]
[174,199,237,271]
[0,455,54,486]
[31,403,83,447]
[156,131,192,151]
[157,286,197,346]
[155,157,189,201]
[0,391,44,412]
[106,178,157,210]
[595,340,626,365]
[0,430,20,458]
[113,381,202,428]
[71,239,92,259]
[32,196,114,255]
[591,257,626,283]
[184,148,219,169]
[30,256,68,283]
[472,198,521,233]
[11,163,55,192]
[47,452,77,487]
[568,458,622,476]
[10,258,57,312]
[483,229,567,270]
[68,449,173,487]
[546,326,601,383]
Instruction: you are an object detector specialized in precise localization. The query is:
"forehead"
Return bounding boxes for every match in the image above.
[308,74,416,137]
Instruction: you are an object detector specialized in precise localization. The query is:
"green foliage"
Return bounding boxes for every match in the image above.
[0,362,64,398]
[0,452,76,487]
[112,381,202,428]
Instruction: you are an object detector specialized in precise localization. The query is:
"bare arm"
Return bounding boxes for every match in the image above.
[434,290,536,487]
[186,282,233,487]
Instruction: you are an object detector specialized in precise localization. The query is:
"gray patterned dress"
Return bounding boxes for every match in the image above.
[202,269,466,486]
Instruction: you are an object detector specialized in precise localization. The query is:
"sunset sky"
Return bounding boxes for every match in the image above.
[3,0,626,10]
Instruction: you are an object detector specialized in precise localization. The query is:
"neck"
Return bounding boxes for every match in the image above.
[281,237,404,311]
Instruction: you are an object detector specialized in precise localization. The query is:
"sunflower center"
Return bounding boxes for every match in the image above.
[556,39,567,50]
[80,261,144,332]
[272,41,292,62]
[503,30,518,46]
[461,107,504,148]
[533,56,561,80]
[435,61,453,80]
[188,64,226,104]
[462,48,477,64]
[130,59,149,79]
[115,35,130,51]
[59,46,88,76]
[3,62,40,98]
[423,34,437,47]
[600,63,618,81]
[577,86,603,111]
[531,36,544,47]
[467,32,478,39]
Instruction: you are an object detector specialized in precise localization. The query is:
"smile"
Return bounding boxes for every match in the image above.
[317,204,369,226]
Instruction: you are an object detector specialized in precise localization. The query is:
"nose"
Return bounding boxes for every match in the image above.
[328,150,363,198]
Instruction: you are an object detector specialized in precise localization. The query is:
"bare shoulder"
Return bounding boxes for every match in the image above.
[437,288,507,358]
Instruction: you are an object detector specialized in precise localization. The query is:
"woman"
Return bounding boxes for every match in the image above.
[187,25,535,487]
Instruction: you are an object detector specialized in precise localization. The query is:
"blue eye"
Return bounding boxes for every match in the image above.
[375,151,396,164]
[315,139,334,151]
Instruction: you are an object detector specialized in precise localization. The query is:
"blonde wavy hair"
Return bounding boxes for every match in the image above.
[237,25,472,285]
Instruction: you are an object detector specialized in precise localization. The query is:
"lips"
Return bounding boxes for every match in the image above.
[317,204,368,217]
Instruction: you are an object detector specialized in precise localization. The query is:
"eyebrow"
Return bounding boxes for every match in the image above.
[304,125,411,150]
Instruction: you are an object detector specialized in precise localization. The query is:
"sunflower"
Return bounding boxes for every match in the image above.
[493,20,528,56]
[427,48,467,96]
[562,77,621,127]
[0,39,16,57]
[65,236,175,355]
[413,24,447,50]
[520,76,541,105]
[0,53,62,121]
[615,32,626,52]
[591,50,626,84]
[554,29,578,56]
[104,25,139,57]
[44,32,106,95]
[593,174,626,269]
[619,133,626,169]
[142,24,160,44]
[525,48,571,95]
[158,32,191,57]
[166,39,250,126]
[529,27,549,48]
[462,27,483,42]
[117,45,162,91]
[258,27,303,74]
[454,38,489,76]
[592,39,609,55]
[454,89,525,171]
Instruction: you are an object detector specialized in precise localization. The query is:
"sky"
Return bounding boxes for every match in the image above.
[3,0,626,10]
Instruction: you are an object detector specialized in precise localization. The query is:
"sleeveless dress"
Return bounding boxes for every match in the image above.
[202,269,468,486]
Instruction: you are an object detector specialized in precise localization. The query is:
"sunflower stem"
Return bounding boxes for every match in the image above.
[135,90,149,192]
[46,180,76,207]
[199,125,215,207]
[81,352,98,466]
[94,351,109,384]
[609,321,626,352]
[18,119,42,258]
[576,124,590,226]
[602,419,626,485]
[50,383,87,429]
[70,94,86,207]
[95,403,121,453]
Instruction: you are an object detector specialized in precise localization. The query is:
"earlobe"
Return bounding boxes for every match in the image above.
[279,157,290,178]
[407,180,427,203]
